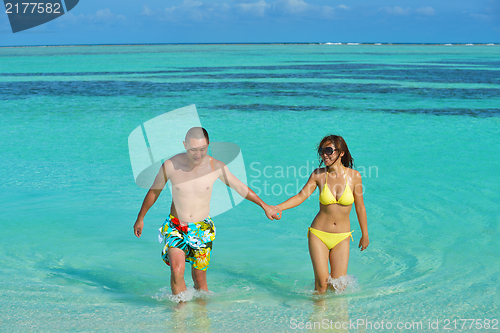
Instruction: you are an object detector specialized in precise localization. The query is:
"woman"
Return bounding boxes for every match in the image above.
[277,135,369,293]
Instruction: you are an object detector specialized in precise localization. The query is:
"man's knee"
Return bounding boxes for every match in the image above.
[192,269,207,284]
[170,262,184,276]
[192,271,208,291]
[168,249,186,277]
[193,272,206,283]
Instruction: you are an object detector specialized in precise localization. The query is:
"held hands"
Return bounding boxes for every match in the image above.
[359,235,369,251]
[272,206,282,220]
[264,205,282,220]
[133,219,144,238]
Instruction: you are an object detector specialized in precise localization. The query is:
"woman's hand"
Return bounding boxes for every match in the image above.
[264,205,282,220]
[271,206,282,220]
[359,235,369,251]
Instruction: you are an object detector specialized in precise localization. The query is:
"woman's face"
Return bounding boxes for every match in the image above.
[320,142,340,166]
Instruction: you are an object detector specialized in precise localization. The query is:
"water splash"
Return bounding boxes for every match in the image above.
[327,275,360,294]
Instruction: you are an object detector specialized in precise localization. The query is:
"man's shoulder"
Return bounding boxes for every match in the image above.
[167,153,186,163]
[163,154,186,169]
[210,156,226,170]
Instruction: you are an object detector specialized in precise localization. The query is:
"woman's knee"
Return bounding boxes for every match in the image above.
[315,284,328,293]
[315,276,329,291]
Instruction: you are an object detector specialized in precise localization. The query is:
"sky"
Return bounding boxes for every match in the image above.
[0,0,499,46]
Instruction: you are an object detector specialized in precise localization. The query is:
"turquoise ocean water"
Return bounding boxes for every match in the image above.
[1,44,499,332]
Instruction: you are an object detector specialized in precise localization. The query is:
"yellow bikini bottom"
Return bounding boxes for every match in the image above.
[308,227,354,250]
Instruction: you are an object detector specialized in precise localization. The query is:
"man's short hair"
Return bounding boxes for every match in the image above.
[185,127,209,143]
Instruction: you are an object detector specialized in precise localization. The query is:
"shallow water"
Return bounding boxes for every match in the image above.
[0,44,499,332]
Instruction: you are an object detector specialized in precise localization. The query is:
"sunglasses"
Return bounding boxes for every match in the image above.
[319,147,336,156]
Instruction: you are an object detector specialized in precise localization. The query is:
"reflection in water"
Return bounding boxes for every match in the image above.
[171,298,212,333]
[309,297,351,332]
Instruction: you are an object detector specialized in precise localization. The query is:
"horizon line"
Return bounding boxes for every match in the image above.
[0,42,499,48]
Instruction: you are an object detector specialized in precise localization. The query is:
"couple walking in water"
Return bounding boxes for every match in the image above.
[133,127,369,296]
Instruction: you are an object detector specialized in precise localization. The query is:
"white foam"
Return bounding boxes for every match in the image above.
[327,275,359,294]
[152,287,213,303]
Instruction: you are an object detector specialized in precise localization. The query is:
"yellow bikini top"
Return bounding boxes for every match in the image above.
[319,167,354,206]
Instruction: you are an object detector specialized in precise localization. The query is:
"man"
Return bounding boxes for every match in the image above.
[133,127,280,295]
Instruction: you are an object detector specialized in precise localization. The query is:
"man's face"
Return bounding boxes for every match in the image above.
[184,138,209,164]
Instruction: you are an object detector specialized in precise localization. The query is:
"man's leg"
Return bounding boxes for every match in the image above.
[168,247,187,295]
[191,267,208,291]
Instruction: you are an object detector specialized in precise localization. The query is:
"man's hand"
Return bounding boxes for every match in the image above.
[134,219,144,238]
[271,205,282,220]
[264,205,282,220]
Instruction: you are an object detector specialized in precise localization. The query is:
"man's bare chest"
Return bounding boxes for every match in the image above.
[169,169,219,194]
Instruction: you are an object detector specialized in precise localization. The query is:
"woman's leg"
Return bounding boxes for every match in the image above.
[328,237,350,290]
[308,232,331,293]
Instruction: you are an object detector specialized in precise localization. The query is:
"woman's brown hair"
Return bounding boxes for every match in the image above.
[317,135,354,169]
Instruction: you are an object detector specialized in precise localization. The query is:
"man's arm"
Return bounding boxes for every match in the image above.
[218,163,281,220]
[133,162,169,238]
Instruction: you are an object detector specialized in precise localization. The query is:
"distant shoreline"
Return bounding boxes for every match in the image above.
[0,42,498,49]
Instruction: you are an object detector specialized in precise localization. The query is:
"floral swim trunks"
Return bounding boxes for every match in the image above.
[158,215,216,271]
